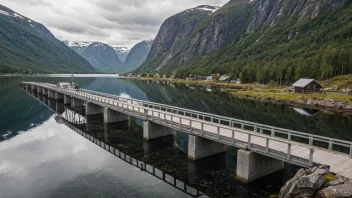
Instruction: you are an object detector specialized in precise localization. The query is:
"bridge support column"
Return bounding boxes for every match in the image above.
[86,102,103,116]
[64,95,71,105]
[104,108,128,123]
[143,120,174,140]
[31,85,36,91]
[236,149,284,183]
[37,87,42,94]
[71,98,84,107]
[55,92,64,100]
[56,102,65,114]
[42,88,48,96]
[188,135,227,160]
[48,90,55,99]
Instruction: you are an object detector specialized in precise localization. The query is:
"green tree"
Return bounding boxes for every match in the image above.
[338,48,349,75]
[320,62,333,80]
[285,66,293,83]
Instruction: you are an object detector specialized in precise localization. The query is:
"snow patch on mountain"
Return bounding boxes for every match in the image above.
[185,5,220,14]
[112,46,131,53]
[0,9,25,19]
[64,41,93,48]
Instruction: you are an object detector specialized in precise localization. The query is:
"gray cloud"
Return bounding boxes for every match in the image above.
[0,0,229,47]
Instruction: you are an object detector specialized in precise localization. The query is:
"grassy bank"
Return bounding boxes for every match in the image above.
[137,75,352,112]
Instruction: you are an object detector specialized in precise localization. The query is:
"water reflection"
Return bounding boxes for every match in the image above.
[20,86,301,198]
[1,76,351,197]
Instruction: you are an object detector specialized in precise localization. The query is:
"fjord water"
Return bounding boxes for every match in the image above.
[0,76,351,198]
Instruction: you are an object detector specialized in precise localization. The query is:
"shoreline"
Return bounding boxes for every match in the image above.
[136,77,352,115]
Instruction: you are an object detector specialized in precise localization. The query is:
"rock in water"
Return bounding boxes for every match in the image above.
[279,165,352,198]
[279,165,329,198]
[316,182,352,198]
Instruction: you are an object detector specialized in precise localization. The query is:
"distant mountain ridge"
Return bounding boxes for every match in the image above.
[112,46,130,62]
[0,4,97,74]
[64,40,153,73]
[123,40,153,73]
[80,42,124,73]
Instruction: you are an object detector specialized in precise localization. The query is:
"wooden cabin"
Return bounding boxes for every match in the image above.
[292,78,322,94]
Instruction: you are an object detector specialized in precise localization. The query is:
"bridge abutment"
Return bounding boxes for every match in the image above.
[64,95,71,105]
[55,92,64,100]
[104,107,129,123]
[143,120,174,140]
[188,135,227,160]
[236,149,284,183]
[86,102,103,116]
[71,98,84,107]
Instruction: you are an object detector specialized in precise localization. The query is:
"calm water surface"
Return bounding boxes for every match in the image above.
[0,76,351,198]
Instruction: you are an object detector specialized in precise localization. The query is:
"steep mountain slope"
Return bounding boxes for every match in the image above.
[80,42,124,73]
[63,41,92,54]
[112,46,130,62]
[137,5,220,72]
[138,0,352,83]
[176,0,352,82]
[123,40,153,73]
[0,4,97,74]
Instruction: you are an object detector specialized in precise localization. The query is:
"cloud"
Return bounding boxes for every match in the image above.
[0,0,229,47]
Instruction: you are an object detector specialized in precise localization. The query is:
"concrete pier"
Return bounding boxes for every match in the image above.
[188,135,227,160]
[71,98,84,107]
[56,102,65,114]
[104,107,129,123]
[143,120,174,140]
[42,88,48,96]
[64,95,71,105]
[236,149,284,183]
[55,92,64,100]
[48,90,55,99]
[37,87,42,94]
[86,102,103,116]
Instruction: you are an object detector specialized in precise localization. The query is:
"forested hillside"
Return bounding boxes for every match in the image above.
[138,0,352,85]
[175,1,352,84]
[0,4,97,74]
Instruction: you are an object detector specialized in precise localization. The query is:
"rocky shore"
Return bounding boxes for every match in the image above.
[279,165,352,198]
[234,95,352,114]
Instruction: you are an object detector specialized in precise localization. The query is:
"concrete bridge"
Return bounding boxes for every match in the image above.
[22,88,206,197]
[21,82,352,182]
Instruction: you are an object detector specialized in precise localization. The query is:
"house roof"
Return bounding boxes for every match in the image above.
[219,76,230,81]
[292,78,320,88]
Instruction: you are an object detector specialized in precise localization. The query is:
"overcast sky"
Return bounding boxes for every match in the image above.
[1,0,228,47]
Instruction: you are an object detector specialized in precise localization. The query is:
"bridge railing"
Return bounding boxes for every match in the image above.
[63,87,315,167]
[77,87,352,157]
[21,82,352,157]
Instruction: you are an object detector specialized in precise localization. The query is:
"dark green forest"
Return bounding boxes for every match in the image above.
[0,12,97,74]
[173,2,352,84]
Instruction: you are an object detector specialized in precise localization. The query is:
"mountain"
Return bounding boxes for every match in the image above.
[136,5,220,72]
[112,46,130,62]
[63,41,92,54]
[123,40,153,73]
[80,42,124,73]
[0,4,97,74]
[137,0,352,83]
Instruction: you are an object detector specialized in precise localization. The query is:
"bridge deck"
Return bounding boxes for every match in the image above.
[21,82,352,179]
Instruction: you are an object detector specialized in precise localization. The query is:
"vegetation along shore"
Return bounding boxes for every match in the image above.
[135,74,352,114]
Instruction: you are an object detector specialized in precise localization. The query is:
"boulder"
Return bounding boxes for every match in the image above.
[279,166,332,198]
[316,183,352,198]
[326,175,349,187]
[279,171,326,198]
